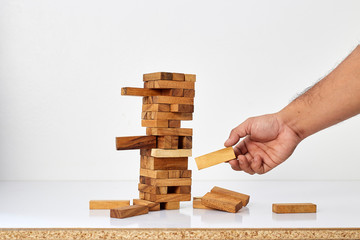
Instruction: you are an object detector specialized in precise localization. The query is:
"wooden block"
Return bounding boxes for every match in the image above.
[143,72,173,81]
[139,191,145,199]
[144,80,194,89]
[141,120,168,128]
[110,205,149,219]
[272,203,317,214]
[160,202,180,210]
[140,149,152,157]
[150,178,192,187]
[170,104,194,113]
[211,186,250,207]
[193,197,212,209]
[140,168,169,179]
[178,136,192,149]
[145,96,194,105]
[133,199,160,211]
[145,193,191,202]
[138,183,157,194]
[158,186,168,194]
[116,136,156,150]
[121,87,161,96]
[176,186,191,194]
[195,147,236,170]
[184,74,196,82]
[201,192,242,213]
[142,104,170,112]
[161,89,184,97]
[147,128,193,136]
[140,156,188,170]
[89,200,130,210]
[168,120,181,128]
[172,73,185,81]
[156,136,179,149]
[183,89,195,98]
[151,148,192,158]
[142,112,193,121]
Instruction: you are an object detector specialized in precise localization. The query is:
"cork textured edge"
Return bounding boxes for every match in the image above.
[0,228,359,239]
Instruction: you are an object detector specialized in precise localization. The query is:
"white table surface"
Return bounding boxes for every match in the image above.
[0,180,359,228]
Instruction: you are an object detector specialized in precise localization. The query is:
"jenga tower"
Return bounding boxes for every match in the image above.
[116,72,195,210]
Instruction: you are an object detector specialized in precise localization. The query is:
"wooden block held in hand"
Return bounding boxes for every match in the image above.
[116,136,156,150]
[133,199,160,211]
[110,205,149,219]
[201,192,242,213]
[211,186,250,207]
[272,203,317,214]
[143,72,173,81]
[193,197,212,209]
[89,200,130,210]
[195,147,236,170]
[151,148,192,158]
[121,87,161,96]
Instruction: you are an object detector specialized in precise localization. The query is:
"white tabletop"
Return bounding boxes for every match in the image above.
[0,180,359,228]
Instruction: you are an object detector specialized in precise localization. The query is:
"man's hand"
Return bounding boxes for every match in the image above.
[224,114,302,174]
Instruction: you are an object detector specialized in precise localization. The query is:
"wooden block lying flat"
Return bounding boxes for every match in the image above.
[121,87,161,96]
[115,136,156,150]
[147,128,193,136]
[157,136,179,149]
[183,89,195,98]
[150,178,192,187]
[195,147,236,170]
[138,183,157,194]
[89,200,130,210]
[211,186,250,207]
[168,120,181,128]
[133,199,160,211]
[201,192,242,213]
[110,205,149,219]
[140,156,188,170]
[172,73,185,81]
[143,72,173,81]
[144,193,191,202]
[139,184,191,195]
[142,112,192,121]
[141,120,168,128]
[170,104,194,113]
[144,80,194,90]
[151,148,192,158]
[142,104,170,112]
[160,202,180,210]
[184,74,196,82]
[178,136,192,149]
[161,89,184,97]
[140,169,191,179]
[272,203,317,214]
[143,96,194,105]
[193,197,212,209]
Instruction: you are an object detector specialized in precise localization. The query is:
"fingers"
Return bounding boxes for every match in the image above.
[228,159,241,171]
[250,155,265,174]
[224,118,252,147]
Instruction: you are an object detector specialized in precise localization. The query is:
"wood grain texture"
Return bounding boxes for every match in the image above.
[144,80,194,90]
[140,156,188,170]
[151,148,192,158]
[140,169,191,179]
[272,203,317,214]
[195,147,236,170]
[147,128,193,136]
[141,120,168,128]
[133,199,160,211]
[144,96,194,105]
[172,73,185,81]
[138,183,157,194]
[160,201,180,210]
[121,87,161,96]
[115,136,157,150]
[201,192,242,213]
[168,120,181,128]
[143,72,173,81]
[142,111,193,120]
[110,205,149,219]
[193,197,212,209]
[170,104,194,113]
[89,200,130,210]
[161,89,184,97]
[183,89,195,98]
[142,104,170,112]
[211,186,250,207]
[144,193,191,202]
[184,74,196,82]
[178,136,192,149]
[156,136,179,149]
[149,178,192,187]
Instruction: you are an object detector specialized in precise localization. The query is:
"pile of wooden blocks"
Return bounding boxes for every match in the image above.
[113,72,195,216]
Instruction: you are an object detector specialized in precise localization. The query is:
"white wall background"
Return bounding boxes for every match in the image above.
[0,0,359,181]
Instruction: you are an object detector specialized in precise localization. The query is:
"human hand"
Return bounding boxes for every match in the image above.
[224,113,302,174]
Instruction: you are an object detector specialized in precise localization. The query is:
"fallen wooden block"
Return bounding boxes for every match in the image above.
[201,192,242,213]
[121,87,161,96]
[110,205,149,219]
[151,148,192,158]
[89,200,130,210]
[146,127,193,136]
[211,186,250,207]
[272,203,317,214]
[133,199,160,211]
[193,197,212,209]
[195,147,236,170]
[115,136,156,150]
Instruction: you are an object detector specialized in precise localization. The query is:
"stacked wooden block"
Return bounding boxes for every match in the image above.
[116,72,195,210]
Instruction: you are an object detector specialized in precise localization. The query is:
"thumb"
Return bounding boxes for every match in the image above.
[224,118,252,147]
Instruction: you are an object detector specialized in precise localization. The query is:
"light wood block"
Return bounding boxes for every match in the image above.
[184,74,196,82]
[142,112,193,121]
[193,197,212,209]
[178,136,192,149]
[133,199,160,211]
[211,186,250,207]
[143,72,173,81]
[139,191,145,199]
[121,87,161,96]
[183,89,195,98]
[160,202,180,210]
[142,104,170,112]
[195,147,236,170]
[272,203,317,214]
[115,136,156,150]
[144,96,194,105]
[161,89,184,97]
[172,73,185,81]
[144,80,194,90]
[138,183,157,194]
[110,205,149,219]
[89,200,130,210]
[144,193,191,202]
[140,156,188,170]
[201,192,242,213]
[156,136,179,149]
[139,169,192,179]
[147,128,193,136]
[168,120,181,128]
[150,178,192,187]
[151,148,192,158]
[158,186,168,194]
[141,120,168,128]
[170,104,194,113]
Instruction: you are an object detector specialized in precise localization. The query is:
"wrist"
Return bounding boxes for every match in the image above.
[276,107,308,141]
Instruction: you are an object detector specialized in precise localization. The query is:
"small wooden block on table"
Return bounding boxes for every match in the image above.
[89,200,130,210]
[201,192,242,213]
[211,186,250,207]
[193,197,212,209]
[272,203,317,213]
[110,205,149,219]
[133,199,160,211]
[195,147,236,170]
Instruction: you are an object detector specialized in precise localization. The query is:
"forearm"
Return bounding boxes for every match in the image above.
[278,45,360,140]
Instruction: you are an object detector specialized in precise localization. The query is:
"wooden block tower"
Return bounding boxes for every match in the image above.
[116,72,195,210]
